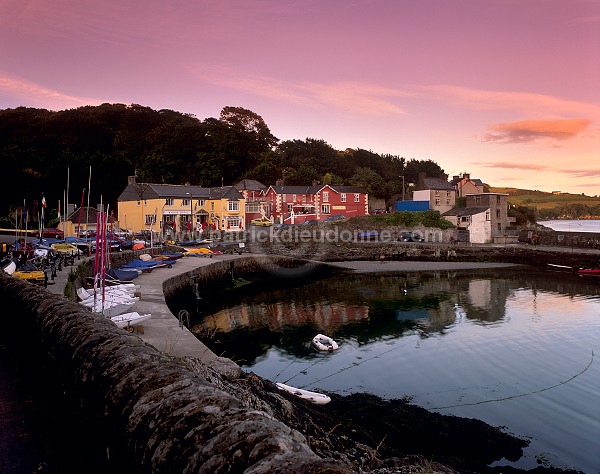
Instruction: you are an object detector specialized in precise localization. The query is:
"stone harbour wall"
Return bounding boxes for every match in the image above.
[0,273,349,473]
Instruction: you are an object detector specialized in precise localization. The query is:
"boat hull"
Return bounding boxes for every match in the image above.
[275,382,331,405]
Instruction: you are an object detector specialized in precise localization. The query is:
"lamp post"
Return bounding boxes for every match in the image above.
[186,192,194,237]
[400,176,405,201]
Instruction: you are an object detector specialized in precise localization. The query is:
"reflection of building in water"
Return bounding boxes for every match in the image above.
[461,279,508,322]
[200,301,369,333]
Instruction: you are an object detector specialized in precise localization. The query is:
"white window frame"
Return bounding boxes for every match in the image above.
[323,192,329,202]
[354,194,360,202]
[228,200,240,212]
[322,204,331,214]
[341,193,346,202]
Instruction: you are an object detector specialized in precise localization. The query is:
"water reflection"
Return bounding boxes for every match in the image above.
[188,268,600,364]
[182,267,600,473]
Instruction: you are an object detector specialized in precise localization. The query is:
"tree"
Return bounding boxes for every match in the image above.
[219,106,278,151]
[349,167,386,198]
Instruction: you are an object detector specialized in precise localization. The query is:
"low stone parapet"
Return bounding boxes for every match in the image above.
[0,272,349,473]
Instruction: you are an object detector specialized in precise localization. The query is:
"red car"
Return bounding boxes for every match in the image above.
[39,228,64,239]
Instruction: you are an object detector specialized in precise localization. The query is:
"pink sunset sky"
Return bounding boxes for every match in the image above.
[1,0,599,196]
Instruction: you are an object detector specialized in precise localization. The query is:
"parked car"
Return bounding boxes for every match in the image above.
[250,217,273,227]
[324,214,345,222]
[372,209,389,214]
[38,228,64,239]
[273,223,293,233]
[302,219,318,226]
[399,231,424,242]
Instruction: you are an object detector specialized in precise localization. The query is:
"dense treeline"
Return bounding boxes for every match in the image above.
[0,103,445,221]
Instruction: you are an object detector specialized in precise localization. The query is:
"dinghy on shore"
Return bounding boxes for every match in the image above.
[275,382,331,405]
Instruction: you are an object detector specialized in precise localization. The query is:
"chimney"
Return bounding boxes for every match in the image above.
[463,173,470,179]
[312,179,318,186]
[128,176,137,185]
[453,175,459,181]
[275,179,283,187]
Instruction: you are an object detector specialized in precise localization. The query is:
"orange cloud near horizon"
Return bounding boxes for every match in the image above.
[483,118,592,143]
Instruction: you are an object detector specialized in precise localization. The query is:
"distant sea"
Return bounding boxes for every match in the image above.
[538,219,600,233]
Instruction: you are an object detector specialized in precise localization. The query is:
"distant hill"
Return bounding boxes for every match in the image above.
[489,187,600,210]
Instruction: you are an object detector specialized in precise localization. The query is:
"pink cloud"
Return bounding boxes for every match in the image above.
[482,118,592,143]
[557,168,600,178]
[0,73,103,109]
[190,65,409,116]
[472,161,550,171]
[420,85,600,118]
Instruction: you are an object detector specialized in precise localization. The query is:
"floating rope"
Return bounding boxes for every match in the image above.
[430,350,595,410]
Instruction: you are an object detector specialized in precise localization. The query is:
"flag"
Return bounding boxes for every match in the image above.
[42,195,47,208]
[57,200,61,219]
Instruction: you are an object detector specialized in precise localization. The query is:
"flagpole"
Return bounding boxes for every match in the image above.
[86,166,91,234]
[66,167,70,237]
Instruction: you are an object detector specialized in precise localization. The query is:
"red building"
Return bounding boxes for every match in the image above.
[262,184,368,224]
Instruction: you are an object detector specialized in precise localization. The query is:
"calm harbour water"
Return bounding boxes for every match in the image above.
[191,268,600,473]
[538,219,600,233]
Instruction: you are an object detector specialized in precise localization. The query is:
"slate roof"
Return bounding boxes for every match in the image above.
[420,178,455,191]
[117,183,242,201]
[442,207,489,217]
[234,179,266,191]
[67,206,116,224]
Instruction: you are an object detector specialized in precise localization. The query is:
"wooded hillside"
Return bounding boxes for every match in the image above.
[0,103,444,220]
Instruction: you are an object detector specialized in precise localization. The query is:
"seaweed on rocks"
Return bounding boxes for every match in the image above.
[180,358,584,474]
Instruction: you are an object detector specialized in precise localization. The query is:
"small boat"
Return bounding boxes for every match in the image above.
[577,268,600,278]
[110,312,151,332]
[107,268,139,282]
[312,334,339,352]
[275,382,331,405]
[51,242,81,254]
[81,299,136,318]
[1,258,16,275]
[12,269,46,284]
[547,263,575,272]
[184,247,214,257]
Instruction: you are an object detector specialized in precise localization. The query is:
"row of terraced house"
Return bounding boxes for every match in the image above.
[114,176,369,235]
[59,172,515,244]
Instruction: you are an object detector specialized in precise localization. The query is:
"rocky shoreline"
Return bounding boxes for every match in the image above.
[181,357,584,474]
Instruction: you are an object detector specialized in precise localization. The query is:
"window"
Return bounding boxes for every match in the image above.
[183,199,190,206]
[461,216,470,223]
[486,210,490,220]
[496,196,501,204]
[341,193,346,202]
[165,198,174,206]
[498,223,502,232]
[136,200,140,207]
[287,203,293,212]
[354,194,360,202]
[292,194,296,202]
[145,214,156,225]
[246,202,261,213]
[228,200,240,212]
[323,192,329,202]
[496,209,501,218]
[198,199,206,207]
[210,202,214,211]
[475,196,481,204]
[163,215,175,223]
[446,191,451,197]
[446,199,451,206]
[322,204,331,214]
[435,198,441,206]
[227,217,240,229]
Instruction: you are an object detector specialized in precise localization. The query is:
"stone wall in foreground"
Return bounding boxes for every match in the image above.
[0,273,349,473]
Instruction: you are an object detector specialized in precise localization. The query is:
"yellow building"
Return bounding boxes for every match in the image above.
[117,177,245,235]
